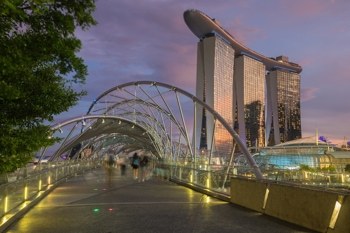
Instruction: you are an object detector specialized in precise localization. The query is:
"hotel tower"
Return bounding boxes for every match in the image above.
[184,9,302,152]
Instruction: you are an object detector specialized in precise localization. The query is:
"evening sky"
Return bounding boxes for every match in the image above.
[55,0,350,145]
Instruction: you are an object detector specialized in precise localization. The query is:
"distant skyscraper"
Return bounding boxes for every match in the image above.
[195,34,234,154]
[234,55,266,148]
[184,9,302,150]
[266,68,302,145]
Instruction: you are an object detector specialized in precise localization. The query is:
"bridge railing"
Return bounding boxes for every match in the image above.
[154,163,234,200]
[154,162,350,232]
[154,162,350,200]
[0,160,99,228]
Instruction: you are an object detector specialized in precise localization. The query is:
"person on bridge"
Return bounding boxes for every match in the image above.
[131,153,140,179]
[139,155,149,182]
[117,156,127,176]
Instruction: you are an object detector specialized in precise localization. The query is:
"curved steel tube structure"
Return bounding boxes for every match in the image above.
[46,81,263,179]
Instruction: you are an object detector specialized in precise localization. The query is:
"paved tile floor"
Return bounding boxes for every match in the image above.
[4,166,315,233]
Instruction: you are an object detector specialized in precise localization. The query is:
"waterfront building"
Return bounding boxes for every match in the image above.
[184,9,302,152]
[256,136,350,172]
[234,55,266,148]
[266,67,302,145]
[195,34,235,154]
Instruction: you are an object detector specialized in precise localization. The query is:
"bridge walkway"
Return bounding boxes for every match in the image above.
[4,166,314,233]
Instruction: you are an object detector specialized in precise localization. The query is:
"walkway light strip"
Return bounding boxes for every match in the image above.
[4,196,8,213]
[24,186,28,200]
[262,187,270,210]
[206,174,210,188]
[38,179,42,191]
[329,196,343,229]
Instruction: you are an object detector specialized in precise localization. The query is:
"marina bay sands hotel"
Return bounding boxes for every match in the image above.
[184,9,302,151]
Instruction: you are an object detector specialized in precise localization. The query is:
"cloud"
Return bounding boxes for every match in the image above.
[224,17,267,47]
[74,0,199,101]
[53,0,350,145]
[301,87,318,102]
[282,1,329,17]
[302,109,350,145]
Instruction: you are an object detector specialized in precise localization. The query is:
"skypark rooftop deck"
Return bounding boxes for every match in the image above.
[184,9,302,73]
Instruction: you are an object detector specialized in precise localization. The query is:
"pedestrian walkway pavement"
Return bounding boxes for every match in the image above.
[4,166,315,233]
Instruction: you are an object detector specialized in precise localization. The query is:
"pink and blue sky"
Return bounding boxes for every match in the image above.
[56,0,350,146]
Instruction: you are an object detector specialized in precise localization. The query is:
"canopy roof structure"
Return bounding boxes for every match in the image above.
[49,115,156,160]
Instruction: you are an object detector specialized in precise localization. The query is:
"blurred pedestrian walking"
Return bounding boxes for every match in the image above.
[131,153,140,179]
[139,155,149,182]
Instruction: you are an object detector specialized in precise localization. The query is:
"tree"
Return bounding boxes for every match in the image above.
[345,164,350,173]
[299,164,314,172]
[0,0,96,174]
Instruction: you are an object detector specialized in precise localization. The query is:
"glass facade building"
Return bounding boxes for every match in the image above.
[266,69,302,145]
[195,35,234,154]
[185,9,303,154]
[234,55,266,148]
[254,136,350,172]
